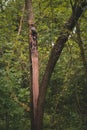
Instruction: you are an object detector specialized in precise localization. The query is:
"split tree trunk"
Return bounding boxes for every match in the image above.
[25,0,39,129]
[25,1,87,130]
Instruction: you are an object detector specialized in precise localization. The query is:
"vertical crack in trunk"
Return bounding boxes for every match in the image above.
[25,0,39,129]
[25,0,87,130]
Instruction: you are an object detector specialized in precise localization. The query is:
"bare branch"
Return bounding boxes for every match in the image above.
[17,4,25,36]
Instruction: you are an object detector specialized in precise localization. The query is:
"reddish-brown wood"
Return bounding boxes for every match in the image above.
[25,0,87,130]
[25,0,39,129]
[31,49,39,119]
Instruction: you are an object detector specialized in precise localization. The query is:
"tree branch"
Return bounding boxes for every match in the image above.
[12,94,30,112]
[17,4,25,36]
[39,1,86,105]
[76,22,87,79]
[37,2,87,130]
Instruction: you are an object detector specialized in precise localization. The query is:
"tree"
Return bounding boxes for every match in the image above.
[25,0,39,129]
[25,0,87,130]
[0,0,87,130]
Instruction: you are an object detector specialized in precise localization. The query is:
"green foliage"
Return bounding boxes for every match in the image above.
[0,0,87,130]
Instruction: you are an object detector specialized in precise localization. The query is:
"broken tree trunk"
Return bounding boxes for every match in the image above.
[25,1,87,130]
[25,0,39,129]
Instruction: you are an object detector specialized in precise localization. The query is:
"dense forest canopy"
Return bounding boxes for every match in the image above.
[0,0,87,130]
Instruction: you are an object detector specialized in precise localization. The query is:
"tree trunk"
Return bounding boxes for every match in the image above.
[5,112,9,130]
[25,0,39,130]
[76,22,87,79]
[25,0,87,130]
[36,3,87,130]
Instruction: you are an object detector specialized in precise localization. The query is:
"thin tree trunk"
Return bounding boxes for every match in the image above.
[5,112,9,130]
[25,0,39,129]
[76,22,87,79]
[17,4,25,36]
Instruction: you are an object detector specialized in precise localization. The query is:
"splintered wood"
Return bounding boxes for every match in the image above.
[32,52,39,119]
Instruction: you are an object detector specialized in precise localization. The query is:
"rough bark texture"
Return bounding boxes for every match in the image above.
[36,3,87,130]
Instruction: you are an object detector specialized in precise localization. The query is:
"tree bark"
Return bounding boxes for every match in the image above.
[36,2,87,130]
[25,0,39,130]
[25,0,87,130]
